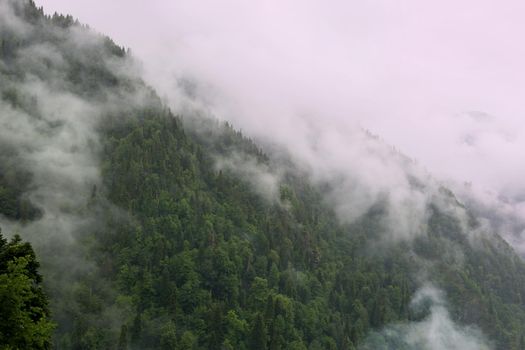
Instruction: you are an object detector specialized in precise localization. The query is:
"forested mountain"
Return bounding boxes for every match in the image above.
[1,1,525,349]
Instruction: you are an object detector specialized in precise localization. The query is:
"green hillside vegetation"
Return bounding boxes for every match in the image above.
[1,1,525,349]
[0,230,54,349]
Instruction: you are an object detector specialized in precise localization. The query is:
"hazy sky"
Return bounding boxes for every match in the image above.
[36,0,525,200]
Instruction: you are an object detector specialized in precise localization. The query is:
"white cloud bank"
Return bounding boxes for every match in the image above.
[34,0,525,249]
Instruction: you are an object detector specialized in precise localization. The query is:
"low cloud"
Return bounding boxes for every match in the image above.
[9,1,522,348]
[360,285,492,350]
[0,0,154,341]
[36,0,525,250]
[215,152,283,204]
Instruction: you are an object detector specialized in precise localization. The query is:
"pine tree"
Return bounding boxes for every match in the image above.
[251,313,268,350]
[0,230,54,349]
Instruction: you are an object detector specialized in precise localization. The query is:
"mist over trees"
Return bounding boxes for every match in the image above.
[1,1,525,349]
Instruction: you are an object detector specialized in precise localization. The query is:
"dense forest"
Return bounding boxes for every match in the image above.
[2,1,525,349]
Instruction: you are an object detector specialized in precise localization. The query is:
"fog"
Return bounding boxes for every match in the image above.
[35,0,525,187]
[14,0,525,347]
[35,0,525,251]
[361,285,492,350]
[0,1,155,342]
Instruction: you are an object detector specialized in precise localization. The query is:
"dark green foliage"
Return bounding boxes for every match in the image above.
[93,109,422,349]
[251,313,267,350]
[0,230,54,349]
[94,108,525,349]
[0,172,41,221]
[3,1,525,349]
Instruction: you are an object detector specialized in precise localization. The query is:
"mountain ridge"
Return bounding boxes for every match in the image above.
[1,1,525,349]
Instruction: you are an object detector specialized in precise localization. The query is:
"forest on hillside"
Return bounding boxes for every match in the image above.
[1,1,525,349]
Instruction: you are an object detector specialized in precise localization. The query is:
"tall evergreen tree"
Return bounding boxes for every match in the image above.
[0,230,54,349]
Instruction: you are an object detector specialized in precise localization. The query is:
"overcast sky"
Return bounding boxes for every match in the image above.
[36,0,525,201]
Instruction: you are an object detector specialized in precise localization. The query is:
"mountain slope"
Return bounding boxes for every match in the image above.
[1,1,525,349]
